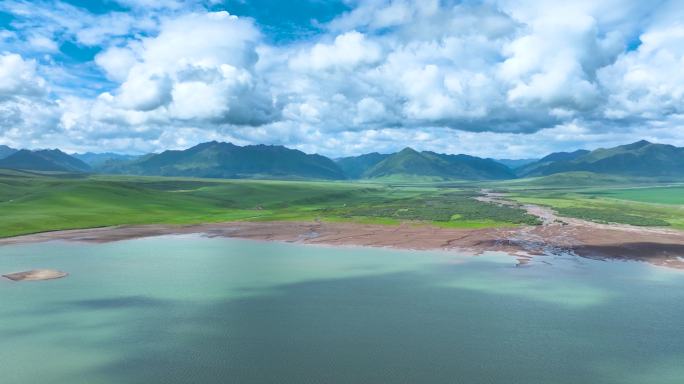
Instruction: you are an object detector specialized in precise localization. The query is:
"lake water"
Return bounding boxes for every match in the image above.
[1,235,684,383]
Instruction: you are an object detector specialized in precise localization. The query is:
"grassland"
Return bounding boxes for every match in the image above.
[0,170,538,238]
[590,186,684,205]
[3,169,684,239]
[492,173,684,229]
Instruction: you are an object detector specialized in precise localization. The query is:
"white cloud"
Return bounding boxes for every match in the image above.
[0,53,60,147]
[599,25,684,120]
[0,53,47,99]
[289,31,382,71]
[95,46,138,82]
[3,0,684,157]
[95,11,278,126]
[27,35,58,52]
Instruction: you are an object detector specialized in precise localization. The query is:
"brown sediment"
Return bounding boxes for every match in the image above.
[3,269,68,281]
[0,222,506,252]
[1,218,684,269]
[476,190,684,269]
[1,191,684,269]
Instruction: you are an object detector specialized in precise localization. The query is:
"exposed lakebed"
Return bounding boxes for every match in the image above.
[1,235,684,383]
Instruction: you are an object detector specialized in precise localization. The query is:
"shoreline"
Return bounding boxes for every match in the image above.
[2,219,684,269]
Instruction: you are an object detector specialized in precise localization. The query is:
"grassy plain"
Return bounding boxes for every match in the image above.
[492,173,684,229]
[0,170,537,238]
[3,169,684,238]
[591,186,684,205]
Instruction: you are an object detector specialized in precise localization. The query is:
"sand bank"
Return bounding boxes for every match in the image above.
[1,218,684,269]
[3,269,68,281]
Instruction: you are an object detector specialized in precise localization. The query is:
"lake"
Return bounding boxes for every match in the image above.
[1,235,683,383]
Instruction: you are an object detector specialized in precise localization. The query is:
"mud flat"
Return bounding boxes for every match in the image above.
[2,216,684,269]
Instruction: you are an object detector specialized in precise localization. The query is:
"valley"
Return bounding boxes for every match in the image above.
[2,168,684,268]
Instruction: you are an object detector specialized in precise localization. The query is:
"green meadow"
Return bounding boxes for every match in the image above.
[591,186,684,205]
[2,169,684,238]
[492,173,684,229]
[0,170,537,238]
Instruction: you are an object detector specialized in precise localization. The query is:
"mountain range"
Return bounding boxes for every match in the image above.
[493,158,538,169]
[102,141,347,180]
[0,149,90,172]
[0,145,17,159]
[336,153,390,179]
[358,147,516,180]
[515,149,591,177]
[73,152,141,168]
[1,140,683,181]
[516,141,684,178]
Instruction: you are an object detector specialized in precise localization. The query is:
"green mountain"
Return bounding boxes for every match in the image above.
[73,152,141,168]
[0,149,91,172]
[336,153,389,179]
[114,141,346,180]
[517,141,684,178]
[516,149,590,177]
[363,148,516,180]
[95,153,156,174]
[494,158,538,169]
[0,145,17,159]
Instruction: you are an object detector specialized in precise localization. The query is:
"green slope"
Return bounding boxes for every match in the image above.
[518,141,684,178]
[0,149,91,172]
[516,150,590,177]
[0,145,16,159]
[336,152,389,179]
[107,141,346,180]
[73,152,141,168]
[494,158,538,169]
[498,172,638,188]
[364,148,516,180]
[0,173,538,237]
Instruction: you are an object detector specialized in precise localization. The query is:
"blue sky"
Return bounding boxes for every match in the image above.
[1,0,684,158]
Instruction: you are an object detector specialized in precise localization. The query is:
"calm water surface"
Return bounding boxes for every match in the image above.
[1,235,683,383]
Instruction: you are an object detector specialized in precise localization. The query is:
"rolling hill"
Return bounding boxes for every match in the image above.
[0,149,91,172]
[363,148,516,180]
[112,141,347,180]
[517,141,684,178]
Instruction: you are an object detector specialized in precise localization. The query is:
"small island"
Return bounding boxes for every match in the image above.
[3,269,68,282]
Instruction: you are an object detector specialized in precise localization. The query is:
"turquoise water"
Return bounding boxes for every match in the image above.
[1,235,684,383]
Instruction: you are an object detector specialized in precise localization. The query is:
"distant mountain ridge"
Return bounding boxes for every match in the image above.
[517,141,684,178]
[112,141,347,180]
[336,153,390,179]
[493,158,538,169]
[0,145,17,159]
[2,140,683,181]
[516,149,590,176]
[73,152,141,168]
[361,147,516,180]
[0,149,91,172]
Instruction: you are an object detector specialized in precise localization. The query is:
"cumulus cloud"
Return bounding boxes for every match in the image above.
[0,53,60,147]
[0,53,47,99]
[599,25,684,120]
[0,0,155,47]
[289,31,382,71]
[94,11,279,127]
[2,0,684,157]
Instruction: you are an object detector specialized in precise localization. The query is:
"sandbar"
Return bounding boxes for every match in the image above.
[3,269,68,281]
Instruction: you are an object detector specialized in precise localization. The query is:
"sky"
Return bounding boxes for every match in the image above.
[1,0,684,159]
